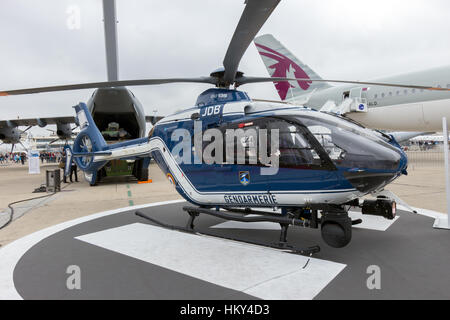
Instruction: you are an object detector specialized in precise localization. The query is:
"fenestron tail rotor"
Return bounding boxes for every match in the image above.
[80,135,93,167]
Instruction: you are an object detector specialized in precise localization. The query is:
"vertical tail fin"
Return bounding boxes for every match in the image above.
[73,102,108,154]
[254,34,331,101]
[72,103,108,172]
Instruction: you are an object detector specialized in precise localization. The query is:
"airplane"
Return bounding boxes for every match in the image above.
[51,0,450,252]
[0,121,33,153]
[254,34,450,132]
[0,0,162,184]
[0,116,76,152]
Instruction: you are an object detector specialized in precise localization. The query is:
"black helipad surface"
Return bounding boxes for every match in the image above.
[8,201,450,300]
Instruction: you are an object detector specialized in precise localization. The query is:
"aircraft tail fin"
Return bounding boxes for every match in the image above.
[254,34,332,101]
[71,103,109,181]
[71,102,151,185]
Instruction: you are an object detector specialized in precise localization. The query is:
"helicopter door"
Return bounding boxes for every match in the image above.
[199,119,271,192]
[264,118,339,194]
[350,87,368,112]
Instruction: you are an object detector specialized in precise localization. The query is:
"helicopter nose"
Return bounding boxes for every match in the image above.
[342,144,407,194]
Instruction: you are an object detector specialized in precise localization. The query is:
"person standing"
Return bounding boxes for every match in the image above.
[60,151,67,183]
[70,158,78,182]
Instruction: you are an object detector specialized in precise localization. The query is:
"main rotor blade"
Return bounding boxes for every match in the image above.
[0,77,216,96]
[222,0,281,86]
[103,0,119,81]
[236,76,450,91]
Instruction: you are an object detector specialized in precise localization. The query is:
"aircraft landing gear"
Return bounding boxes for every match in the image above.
[133,158,150,181]
[135,206,321,256]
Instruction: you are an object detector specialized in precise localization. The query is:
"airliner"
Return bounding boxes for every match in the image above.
[255,34,450,132]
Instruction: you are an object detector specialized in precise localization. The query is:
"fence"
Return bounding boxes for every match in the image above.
[405,150,445,168]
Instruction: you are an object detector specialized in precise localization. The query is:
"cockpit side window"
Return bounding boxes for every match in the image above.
[218,117,334,170]
[297,115,401,170]
[220,121,261,166]
[266,119,324,168]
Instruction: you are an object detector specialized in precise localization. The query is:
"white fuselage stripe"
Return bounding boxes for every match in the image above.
[93,137,358,206]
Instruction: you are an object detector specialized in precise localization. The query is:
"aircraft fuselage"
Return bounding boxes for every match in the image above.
[302,66,450,131]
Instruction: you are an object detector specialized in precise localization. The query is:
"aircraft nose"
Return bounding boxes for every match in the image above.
[342,144,406,194]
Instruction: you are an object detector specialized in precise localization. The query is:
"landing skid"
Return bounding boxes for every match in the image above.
[135,207,320,256]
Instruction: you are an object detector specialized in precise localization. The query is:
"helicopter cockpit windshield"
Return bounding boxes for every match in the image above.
[296,113,402,171]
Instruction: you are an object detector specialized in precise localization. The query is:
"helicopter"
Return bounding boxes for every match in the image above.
[2,0,449,252]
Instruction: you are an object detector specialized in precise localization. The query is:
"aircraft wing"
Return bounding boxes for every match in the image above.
[0,116,76,128]
[145,116,164,125]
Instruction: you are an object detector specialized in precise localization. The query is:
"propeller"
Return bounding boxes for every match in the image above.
[0,0,449,98]
[18,141,28,151]
[21,126,33,133]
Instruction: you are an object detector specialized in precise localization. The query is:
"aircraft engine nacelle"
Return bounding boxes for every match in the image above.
[0,127,21,144]
[56,123,72,140]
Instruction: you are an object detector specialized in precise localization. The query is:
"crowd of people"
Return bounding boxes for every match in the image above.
[0,152,28,165]
[0,151,66,165]
[39,152,61,164]
[0,149,78,182]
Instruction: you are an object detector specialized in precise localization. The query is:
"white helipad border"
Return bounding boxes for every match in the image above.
[0,200,185,300]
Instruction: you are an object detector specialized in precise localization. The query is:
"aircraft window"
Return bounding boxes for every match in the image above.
[396,90,400,96]
[219,121,263,166]
[404,89,408,95]
[374,94,378,99]
[447,84,450,89]
[297,115,402,171]
[307,125,345,161]
[381,93,385,98]
[265,120,323,168]
[412,89,416,94]
[389,92,392,96]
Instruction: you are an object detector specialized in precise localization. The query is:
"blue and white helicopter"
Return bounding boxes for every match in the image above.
[5,0,448,252]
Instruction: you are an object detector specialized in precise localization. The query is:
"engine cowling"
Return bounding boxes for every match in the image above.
[0,127,21,144]
[56,123,73,140]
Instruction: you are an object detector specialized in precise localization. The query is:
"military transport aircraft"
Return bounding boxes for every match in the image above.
[49,0,447,253]
[0,116,75,153]
[0,0,161,183]
[254,34,450,132]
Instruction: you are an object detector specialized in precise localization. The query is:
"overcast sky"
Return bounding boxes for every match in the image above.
[0,0,449,139]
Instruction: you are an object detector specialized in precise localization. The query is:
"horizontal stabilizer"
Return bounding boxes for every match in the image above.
[72,151,113,157]
[145,115,164,125]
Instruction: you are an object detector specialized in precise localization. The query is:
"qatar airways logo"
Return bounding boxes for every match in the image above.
[256,43,312,100]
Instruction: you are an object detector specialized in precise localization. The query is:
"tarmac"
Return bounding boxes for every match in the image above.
[0,159,448,247]
[0,158,449,300]
[0,161,181,247]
